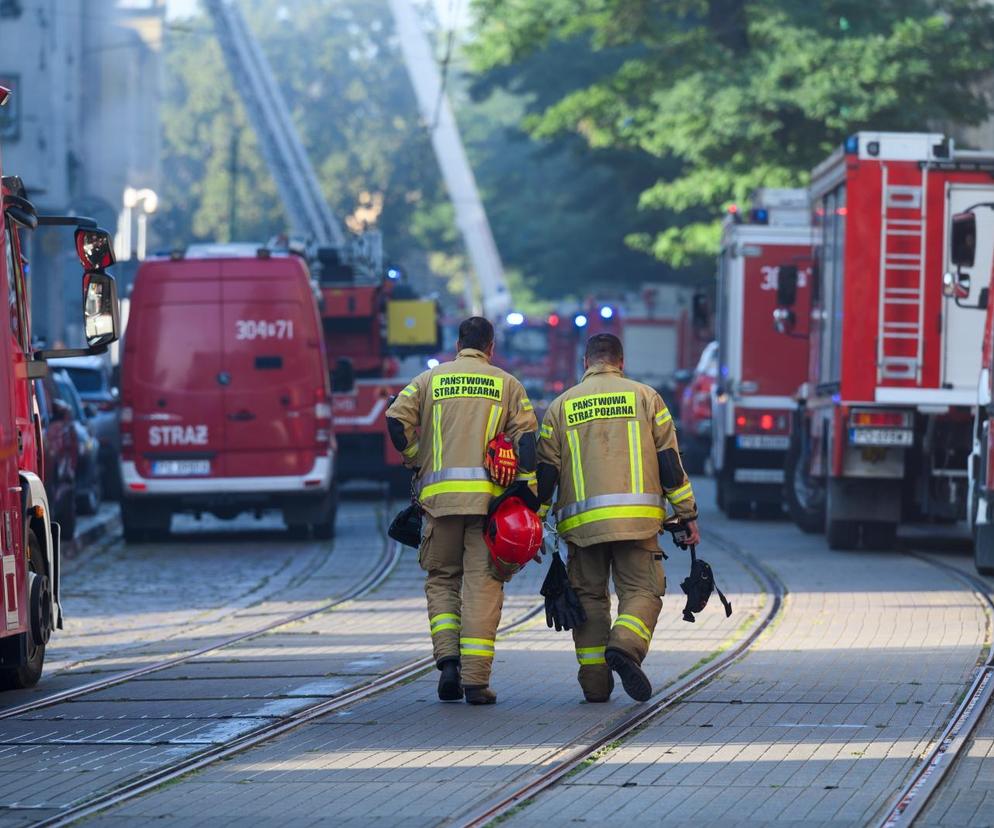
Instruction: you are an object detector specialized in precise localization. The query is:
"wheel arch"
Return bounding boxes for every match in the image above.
[19,471,62,629]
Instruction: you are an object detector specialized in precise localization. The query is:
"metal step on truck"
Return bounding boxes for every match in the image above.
[777,132,994,549]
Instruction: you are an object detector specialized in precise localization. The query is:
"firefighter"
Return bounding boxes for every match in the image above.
[386,317,538,705]
[536,333,700,703]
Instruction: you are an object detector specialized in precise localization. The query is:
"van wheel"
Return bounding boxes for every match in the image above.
[975,522,994,575]
[287,524,310,540]
[311,484,339,541]
[718,473,749,519]
[0,530,47,690]
[862,521,897,550]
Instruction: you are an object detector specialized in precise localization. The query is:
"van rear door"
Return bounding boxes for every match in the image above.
[129,260,226,478]
[218,259,322,478]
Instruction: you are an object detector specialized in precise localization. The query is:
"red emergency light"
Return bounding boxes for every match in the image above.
[735,411,789,434]
[849,409,912,428]
[548,313,560,327]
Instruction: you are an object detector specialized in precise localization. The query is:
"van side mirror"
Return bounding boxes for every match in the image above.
[951,211,976,268]
[777,265,798,308]
[332,357,355,394]
[83,271,120,350]
[75,227,115,271]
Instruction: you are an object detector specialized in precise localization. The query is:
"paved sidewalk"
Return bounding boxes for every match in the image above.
[82,532,766,827]
[505,486,988,826]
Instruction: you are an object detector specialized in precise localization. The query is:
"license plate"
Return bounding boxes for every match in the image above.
[849,428,913,447]
[737,434,790,450]
[151,460,211,476]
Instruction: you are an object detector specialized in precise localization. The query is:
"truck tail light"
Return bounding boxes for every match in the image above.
[735,410,790,435]
[314,388,332,446]
[120,405,134,461]
[849,409,912,429]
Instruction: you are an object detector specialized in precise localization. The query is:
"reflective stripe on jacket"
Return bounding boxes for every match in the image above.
[385,348,537,517]
[537,363,697,546]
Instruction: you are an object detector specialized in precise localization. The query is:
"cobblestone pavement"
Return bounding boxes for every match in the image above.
[78,497,768,827]
[502,486,990,827]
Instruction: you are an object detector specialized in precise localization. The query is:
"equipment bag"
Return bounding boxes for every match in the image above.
[680,545,732,623]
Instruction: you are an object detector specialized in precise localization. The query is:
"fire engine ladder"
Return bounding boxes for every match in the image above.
[203,0,345,249]
[876,164,928,384]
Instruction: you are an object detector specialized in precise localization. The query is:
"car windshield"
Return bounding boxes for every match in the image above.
[63,367,106,394]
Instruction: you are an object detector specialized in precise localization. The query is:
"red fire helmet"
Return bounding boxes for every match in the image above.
[484,484,543,579]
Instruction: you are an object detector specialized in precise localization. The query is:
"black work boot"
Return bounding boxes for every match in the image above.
[437,659,463,702]
[605,648,652,702]
[583,673,615,703]
[464,685,497,705]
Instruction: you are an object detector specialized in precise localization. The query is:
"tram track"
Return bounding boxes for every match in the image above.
[445,529,785,828]
[1,506,403,722]
[875,552,994,828]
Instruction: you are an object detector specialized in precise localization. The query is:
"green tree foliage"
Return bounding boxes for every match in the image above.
[469,0,994,270]
[159,0,453,270]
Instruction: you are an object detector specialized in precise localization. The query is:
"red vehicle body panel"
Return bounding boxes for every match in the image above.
[123,255,330,486]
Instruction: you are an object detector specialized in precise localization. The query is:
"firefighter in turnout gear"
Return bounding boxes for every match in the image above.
[386,317,538,705]
[537,334,700,703]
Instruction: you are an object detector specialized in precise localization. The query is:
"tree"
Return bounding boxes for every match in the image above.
[469,0,994,271]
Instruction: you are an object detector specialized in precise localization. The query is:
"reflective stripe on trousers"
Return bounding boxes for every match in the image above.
[418,467,505,500]
[460,637,495,658]
[614,613,652,642]
[555,493,666,533]
[576,645,607,665]
[429,612,460,635]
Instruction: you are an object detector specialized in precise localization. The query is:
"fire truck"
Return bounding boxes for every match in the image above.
[944,191,994,574]
[712,189,814,517]
[778,132,994,549]
[499,312,579,411]
[0,86,122,688]
[318,250,437,494]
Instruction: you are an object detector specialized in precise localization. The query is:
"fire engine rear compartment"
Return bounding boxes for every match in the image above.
[792,133,994,548]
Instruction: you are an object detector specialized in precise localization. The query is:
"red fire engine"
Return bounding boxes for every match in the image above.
[779,132,993,549]
[498,312,579,411]
[317,251,437,495]
[0,86,122,688]
[712,189,813,517]
[944,188,994,574]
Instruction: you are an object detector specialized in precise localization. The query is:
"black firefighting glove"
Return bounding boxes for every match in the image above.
[540,550,587,632]
[680,545,732,623]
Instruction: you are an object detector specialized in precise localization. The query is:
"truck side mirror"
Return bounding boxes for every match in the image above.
[332,357,355,394]
[75,227,115,271]
[777,265,798,308]
[951,211,976,268]
[83,271,120,349]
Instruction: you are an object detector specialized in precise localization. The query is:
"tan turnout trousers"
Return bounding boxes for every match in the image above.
[420,514,504,687]
[567,536,666,699]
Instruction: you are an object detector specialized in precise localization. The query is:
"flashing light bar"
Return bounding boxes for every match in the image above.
[574,313,588,328]
[548,313,560,327]
[427,358,440,369]
[599,305,614,320]
[506,312,525,326]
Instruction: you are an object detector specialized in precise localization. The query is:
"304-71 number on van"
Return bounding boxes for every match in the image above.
[235,319,294,340]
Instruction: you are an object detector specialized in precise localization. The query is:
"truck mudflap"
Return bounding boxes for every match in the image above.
[19,471,62,631]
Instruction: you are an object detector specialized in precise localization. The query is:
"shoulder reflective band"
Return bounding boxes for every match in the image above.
[516,470,536,483]
[460,637,495,658]
[563,391,637,427]
[566,429,586,501]
[627,420,643,494]
[431,372,504,401]
[401,383,417,397]
[556,493,665,533]
[430,613,461,635]
[655,408,672,426]
[402,440,419,459]
[667,482,694,504]
[418,467,505,500]
[576,645,607,665]
[521,398,534,412]
[614,613,652,642]
[432,406,443,471]
[539,422,554,440]
[485,404,503,445]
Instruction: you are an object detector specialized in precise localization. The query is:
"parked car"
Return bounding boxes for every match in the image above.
[34,375,79,541]
[680,340,718,474]
[52,369,103,515]
[49,356,121,499]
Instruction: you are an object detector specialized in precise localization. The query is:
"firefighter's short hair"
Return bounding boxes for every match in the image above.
[458,316,495,351]
[585,333,624,365]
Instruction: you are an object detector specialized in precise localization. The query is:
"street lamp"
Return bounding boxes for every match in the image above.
[119,187,159,261]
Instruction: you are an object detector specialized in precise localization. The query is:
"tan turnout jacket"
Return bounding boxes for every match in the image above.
[386,348,537,517]
[537,363,697,547]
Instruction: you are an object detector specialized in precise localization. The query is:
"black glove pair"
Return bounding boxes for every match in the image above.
[540,550,587,631]
[680,544,732,623]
